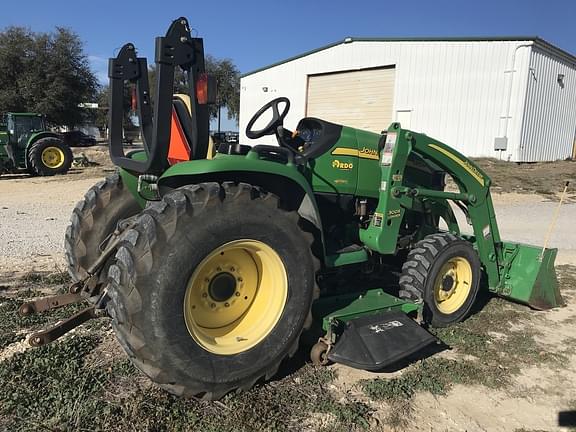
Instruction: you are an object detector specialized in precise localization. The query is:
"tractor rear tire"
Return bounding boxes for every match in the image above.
[65,172,142,281]
[28,137,73,176]
[399,233,481,327]
[105,182,319,399]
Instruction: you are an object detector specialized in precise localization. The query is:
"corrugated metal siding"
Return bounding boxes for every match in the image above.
[306,67,395,132]
[240,40,533,160]
[520,48,576,161]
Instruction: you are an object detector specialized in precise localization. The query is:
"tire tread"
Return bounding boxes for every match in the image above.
[107,182,320,399]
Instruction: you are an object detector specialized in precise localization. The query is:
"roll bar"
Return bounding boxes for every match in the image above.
[108,17,211,174]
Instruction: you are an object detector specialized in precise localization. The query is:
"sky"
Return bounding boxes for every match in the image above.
[1,0,575,131]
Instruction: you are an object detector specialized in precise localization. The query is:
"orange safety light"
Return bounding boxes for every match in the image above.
[196,73,217,105]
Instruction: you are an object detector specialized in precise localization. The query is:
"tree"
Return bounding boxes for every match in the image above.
[0,26,98,127]
[147,55,240,131]
[205,55,240,130]
[0,27,35,112]
[94,86,110,133]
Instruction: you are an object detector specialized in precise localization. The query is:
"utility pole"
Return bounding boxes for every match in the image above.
[218,105,221,134]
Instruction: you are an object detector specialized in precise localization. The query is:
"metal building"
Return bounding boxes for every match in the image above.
[240,37,576,162]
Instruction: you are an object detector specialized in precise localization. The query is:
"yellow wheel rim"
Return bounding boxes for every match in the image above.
[41,146,65,169]
[183,239,288,355]
[433,257,472,314]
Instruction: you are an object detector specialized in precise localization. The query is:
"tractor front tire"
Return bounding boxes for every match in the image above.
[106,182,319,399]
[65,172,142,281]
[28,137,73,176]
[399,233,481,327]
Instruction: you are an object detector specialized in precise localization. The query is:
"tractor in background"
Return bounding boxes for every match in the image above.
[0,112,72,176]
[20,17,563,401]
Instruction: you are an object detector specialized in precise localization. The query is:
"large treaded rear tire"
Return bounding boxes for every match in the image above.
[106,182,320,399]
[65,172,141,281]
[398,233,481,327]
[28,137,73,176]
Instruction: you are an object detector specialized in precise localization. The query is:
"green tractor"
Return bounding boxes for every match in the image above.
[21,18,563,400]
[0,112,72,176]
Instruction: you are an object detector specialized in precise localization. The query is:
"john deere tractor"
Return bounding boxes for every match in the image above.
[21,18,563,400]
[0,112,72,176]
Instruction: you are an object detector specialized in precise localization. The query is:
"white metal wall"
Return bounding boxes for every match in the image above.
[519,48,576,161]
[240,40,534,161]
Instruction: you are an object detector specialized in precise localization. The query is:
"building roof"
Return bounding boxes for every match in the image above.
[241,36,576,78]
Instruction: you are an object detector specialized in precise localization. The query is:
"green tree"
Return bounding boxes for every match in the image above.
[93,86,110,133]
[147,55,240,131]
[205,55,240,131]
[0,26,98,127]
[0,27,35,112]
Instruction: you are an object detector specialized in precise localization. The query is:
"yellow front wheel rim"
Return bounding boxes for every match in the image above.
[183,239,288,355]
[433,257,472,314]
[41,146,65,169]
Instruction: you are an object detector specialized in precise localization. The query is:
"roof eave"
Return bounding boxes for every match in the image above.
[241,36,576,78]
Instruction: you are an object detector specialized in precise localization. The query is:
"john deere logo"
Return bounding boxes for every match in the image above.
[332,160,353,170]
[359,147,378,159]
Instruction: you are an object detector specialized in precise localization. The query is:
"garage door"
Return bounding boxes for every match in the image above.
[306,67,395,133]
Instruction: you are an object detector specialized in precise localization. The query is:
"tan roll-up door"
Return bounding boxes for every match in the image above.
[306,67,395,133]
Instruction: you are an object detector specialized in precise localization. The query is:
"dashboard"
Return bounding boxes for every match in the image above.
[293,117,343,159]
[296,119,324,144]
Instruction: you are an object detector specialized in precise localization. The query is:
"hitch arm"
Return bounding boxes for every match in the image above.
[28,307,100,347]
[19,292,83,316]
[19,220,135,346]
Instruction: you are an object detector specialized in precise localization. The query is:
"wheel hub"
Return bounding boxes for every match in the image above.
[208,272,237,302]
[441,274,455,292]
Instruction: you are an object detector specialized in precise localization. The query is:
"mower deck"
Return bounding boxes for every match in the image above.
[328,310,437,371]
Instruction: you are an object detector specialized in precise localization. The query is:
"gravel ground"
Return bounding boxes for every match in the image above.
[454,192,576,265]
[0,176,104,275]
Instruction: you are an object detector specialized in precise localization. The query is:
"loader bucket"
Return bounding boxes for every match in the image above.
[499,242,564,310]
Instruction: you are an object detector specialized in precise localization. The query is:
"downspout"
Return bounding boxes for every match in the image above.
[501,42,533,161]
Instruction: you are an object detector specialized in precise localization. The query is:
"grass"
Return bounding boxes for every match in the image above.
[1,267,575,430]
[20,269,71,286]
[0,270,84,351]
[473,158,575,198]
[0,335,104,431]
[0,342,372,432]
[0,271,373,431]
[361,265,576,427]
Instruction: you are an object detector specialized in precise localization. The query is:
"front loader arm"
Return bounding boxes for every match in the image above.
[403,128,503,290]
[360,123,502,292]
[361,123,562,309]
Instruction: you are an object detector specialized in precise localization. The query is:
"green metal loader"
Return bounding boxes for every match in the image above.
[0,112,72,176]
[21,17,563,399]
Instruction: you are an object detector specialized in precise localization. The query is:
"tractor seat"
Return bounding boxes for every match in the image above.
[167,94,216,164]
[168,95,198,164]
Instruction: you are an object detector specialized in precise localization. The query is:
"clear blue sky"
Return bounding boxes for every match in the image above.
[1,0,575,131]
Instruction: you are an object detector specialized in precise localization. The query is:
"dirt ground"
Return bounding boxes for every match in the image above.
[0,150,575,431]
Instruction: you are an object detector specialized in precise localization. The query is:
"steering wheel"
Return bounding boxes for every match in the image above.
[245,97,290,139]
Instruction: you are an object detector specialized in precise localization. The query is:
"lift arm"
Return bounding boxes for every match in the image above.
[360,123,562,309]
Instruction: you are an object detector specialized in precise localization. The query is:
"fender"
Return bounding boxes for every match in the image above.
[25,131,64,168]
[27,131,62,147]
[157,154,325,251]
